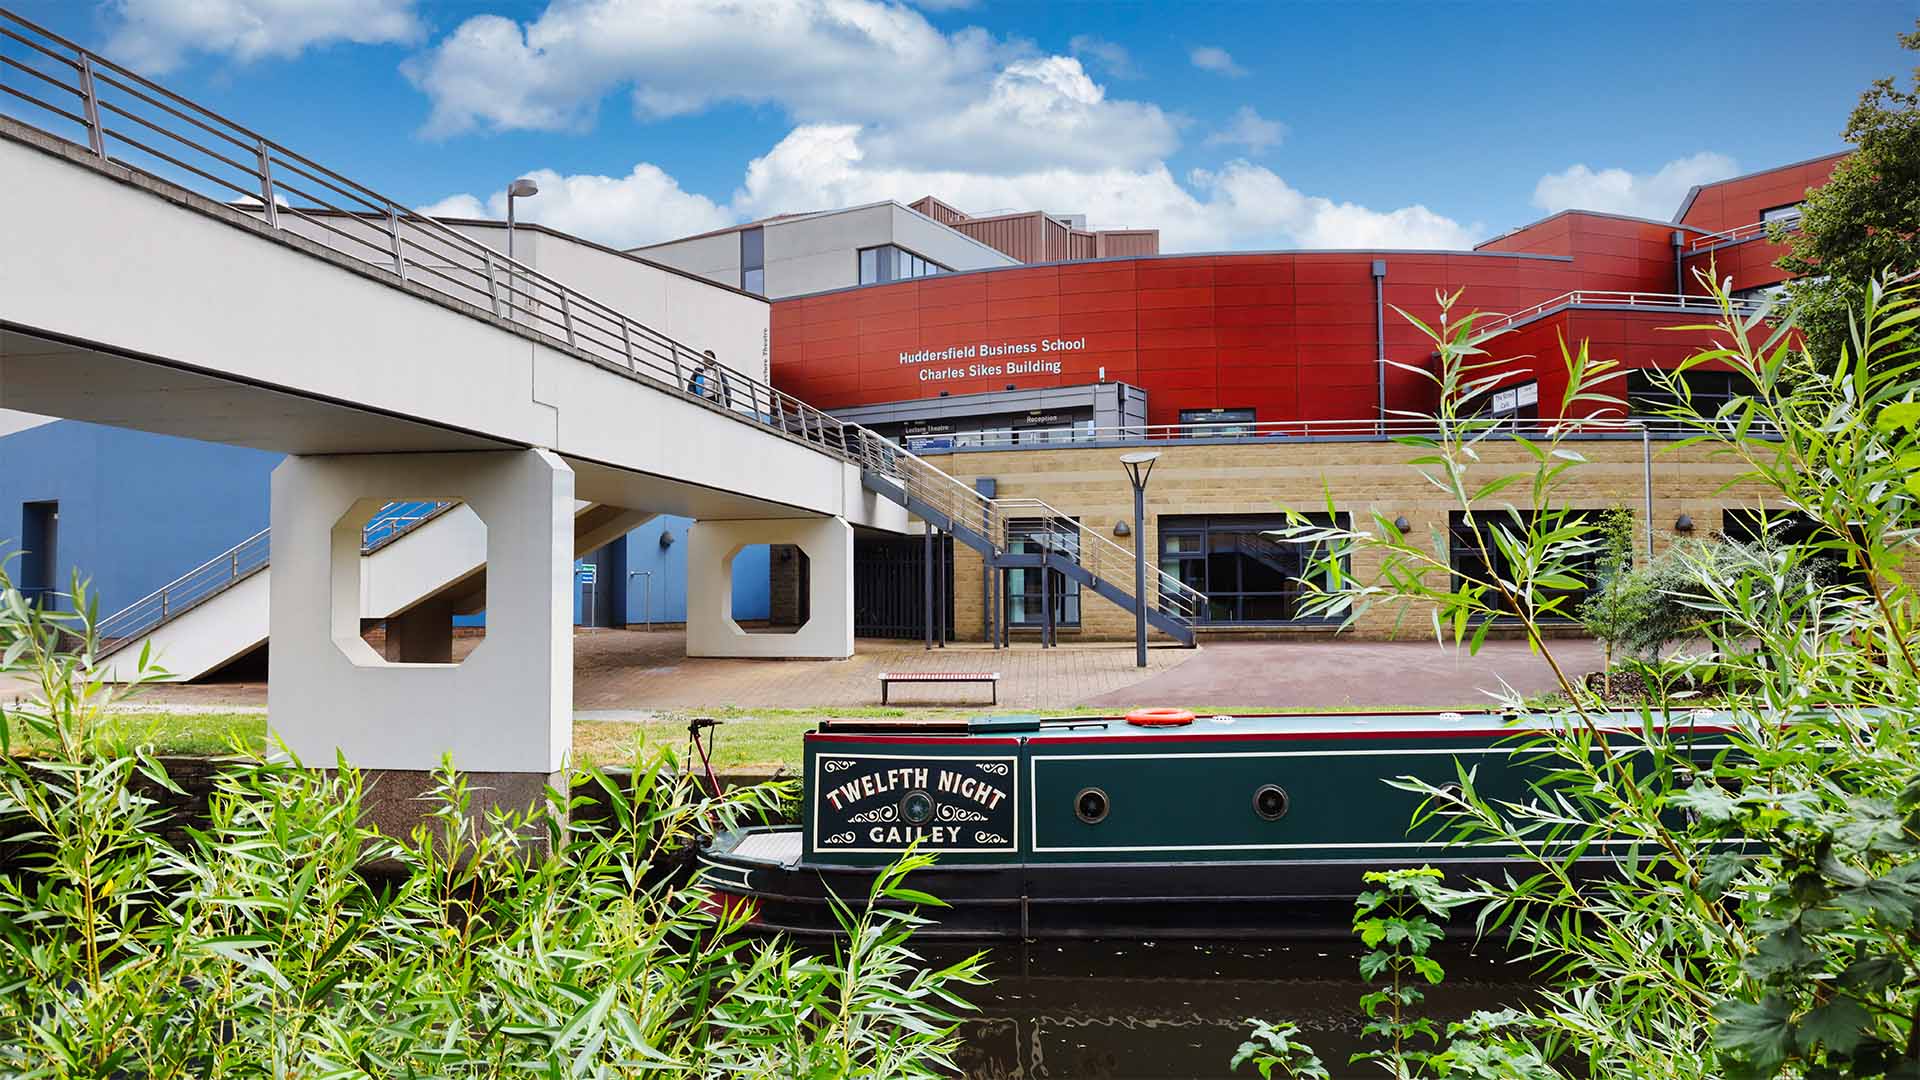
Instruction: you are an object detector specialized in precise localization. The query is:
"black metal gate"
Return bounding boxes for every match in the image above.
[854,535,954,640]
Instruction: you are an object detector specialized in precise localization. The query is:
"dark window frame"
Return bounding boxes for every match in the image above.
[1447,509,1606,624]
[1157,513,1348,625]
[857,243,950,285]
[1005,517,1081,628]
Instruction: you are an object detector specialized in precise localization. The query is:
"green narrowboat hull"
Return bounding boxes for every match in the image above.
[697,709,1732,939]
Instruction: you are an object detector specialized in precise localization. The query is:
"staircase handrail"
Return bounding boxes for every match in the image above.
[0,7,855,466]
[95,498,460,650]
[995,498,1204,621]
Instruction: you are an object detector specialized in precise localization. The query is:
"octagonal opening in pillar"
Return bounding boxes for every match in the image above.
[332,497,488,667]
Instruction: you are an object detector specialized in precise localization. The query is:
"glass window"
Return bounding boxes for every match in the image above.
[857,245,949,286]
[1179,408,1256,437]
[1761,203,1803,224]
[739,227,765,294]
[1006,517,1081,628]
[1628,369,1752,418]
[1447,510,1603,623]
[1157,514,1346,624]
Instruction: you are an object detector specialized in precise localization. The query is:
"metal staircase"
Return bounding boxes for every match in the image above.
[95,499,458,657]
[852,431,1205,646]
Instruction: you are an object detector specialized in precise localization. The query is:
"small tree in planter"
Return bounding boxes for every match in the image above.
[1576,507,1645,697]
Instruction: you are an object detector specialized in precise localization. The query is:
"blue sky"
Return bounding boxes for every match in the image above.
[8,0,1910,251]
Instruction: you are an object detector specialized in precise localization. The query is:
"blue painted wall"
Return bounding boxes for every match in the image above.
[0,420,765,628]
[0,420,283,614]
[619,516,769,624]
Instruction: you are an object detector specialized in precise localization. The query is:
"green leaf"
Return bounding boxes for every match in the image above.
[1877,400,1920,431]
[1794,997,1872,1055]
[1712,996,1795,1068]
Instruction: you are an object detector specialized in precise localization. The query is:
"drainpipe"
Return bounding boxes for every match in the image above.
[1371,260,1388,435]
[1642,426,1655,560]
[1671,230,1686,296]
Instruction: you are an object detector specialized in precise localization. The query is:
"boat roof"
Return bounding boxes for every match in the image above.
[810,708,1743,745]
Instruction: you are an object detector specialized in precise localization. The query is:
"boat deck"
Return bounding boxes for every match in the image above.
[811,707,1736,746]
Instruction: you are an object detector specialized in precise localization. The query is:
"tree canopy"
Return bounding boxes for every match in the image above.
[1778,20,1920,360]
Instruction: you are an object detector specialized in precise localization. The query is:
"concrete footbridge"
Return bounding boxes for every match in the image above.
[0,9,1196,800]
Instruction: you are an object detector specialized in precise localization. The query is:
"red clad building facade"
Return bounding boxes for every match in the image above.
[770,154,1846,435]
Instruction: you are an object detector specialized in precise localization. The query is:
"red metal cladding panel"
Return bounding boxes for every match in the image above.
[769,249,1773,426]
[1680,153,1848,234]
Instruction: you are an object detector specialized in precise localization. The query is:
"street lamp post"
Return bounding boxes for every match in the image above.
[505,177,539,318]
[1119,451,1160,668]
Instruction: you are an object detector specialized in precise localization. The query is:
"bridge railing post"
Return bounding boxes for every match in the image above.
[76,54,106,158]
[385,204,406,280]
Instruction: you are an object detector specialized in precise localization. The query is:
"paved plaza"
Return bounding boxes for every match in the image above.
[69,629,1606,714]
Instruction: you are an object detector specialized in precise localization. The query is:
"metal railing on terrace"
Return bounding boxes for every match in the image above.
[1687,215,1800,252]
[0,8,855,463]
[1473,291,1764,335]
[903,415,1732,453]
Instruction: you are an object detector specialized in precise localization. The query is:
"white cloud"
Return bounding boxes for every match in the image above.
[1531,151,1739,220]
[1189,45,1246,77]
[864,56,1177,171]
[102,0,423,74]
[1204,106,1286,155]
[1068,34,1138,79]
[405,0,1009,135]
[403,0,1175,175]
[418,164,732,249]
[421,126,1481,255]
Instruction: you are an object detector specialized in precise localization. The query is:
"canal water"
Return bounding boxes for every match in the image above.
[938,938,1536,1079]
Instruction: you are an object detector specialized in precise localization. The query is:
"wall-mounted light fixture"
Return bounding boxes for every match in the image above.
[938,390,949,397]
[1113,520,1131,537]
[658,529,676,548]
[1005,383,1016,391]
[1674,513,1695,533]
[1393,515,1412,533]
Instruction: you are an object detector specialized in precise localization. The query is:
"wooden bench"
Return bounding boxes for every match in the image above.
[879,671,1001,705]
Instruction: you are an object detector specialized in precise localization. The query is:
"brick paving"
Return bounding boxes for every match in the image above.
[89,628,1608,714]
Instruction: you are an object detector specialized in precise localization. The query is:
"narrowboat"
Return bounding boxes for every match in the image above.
[696,708,1732,939]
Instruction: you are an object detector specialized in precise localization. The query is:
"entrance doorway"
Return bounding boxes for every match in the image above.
[854,534,953,640]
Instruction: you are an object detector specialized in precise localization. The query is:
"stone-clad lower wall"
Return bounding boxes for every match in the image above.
[923,438,1772,642]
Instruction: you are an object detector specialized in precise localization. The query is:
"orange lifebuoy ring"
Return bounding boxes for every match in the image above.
[1125,707,1196,727]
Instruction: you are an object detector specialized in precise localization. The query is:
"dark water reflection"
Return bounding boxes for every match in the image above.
[933,938,1535,1080]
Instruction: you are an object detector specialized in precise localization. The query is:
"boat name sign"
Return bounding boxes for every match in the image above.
[814,754,1018,852]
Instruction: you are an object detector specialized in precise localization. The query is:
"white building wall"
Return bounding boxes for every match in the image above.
[888,204,1018,273]
[630,231,742,289]
[448,223,769,384]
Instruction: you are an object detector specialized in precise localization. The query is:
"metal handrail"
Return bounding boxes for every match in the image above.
[849,428,1203,622]
[904,415,1720,451]
[1687,216,1800,252]
[95,498,458,649]
[95,527,270,645]
[0,7,857,466]
[996,498,1205,621]
[1473,291,1765,335]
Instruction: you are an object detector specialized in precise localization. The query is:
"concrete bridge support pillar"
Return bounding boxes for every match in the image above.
[686,517,853,659]
[268,449,573,830]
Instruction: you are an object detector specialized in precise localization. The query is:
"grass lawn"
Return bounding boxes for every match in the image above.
[4,706,1113,775]
[6,703,1413,775]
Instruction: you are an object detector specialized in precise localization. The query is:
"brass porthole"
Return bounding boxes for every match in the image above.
[1253,784,1289,821]
[900,789,935,825]
[1074,787,1110,825]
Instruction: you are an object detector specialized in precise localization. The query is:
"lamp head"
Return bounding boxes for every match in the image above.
[1119,450,1160,490]
[508,177,540,198]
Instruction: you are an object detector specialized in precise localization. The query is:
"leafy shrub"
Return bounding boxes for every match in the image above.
[1281,272,1920,1078]
[0,576,984,1078]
